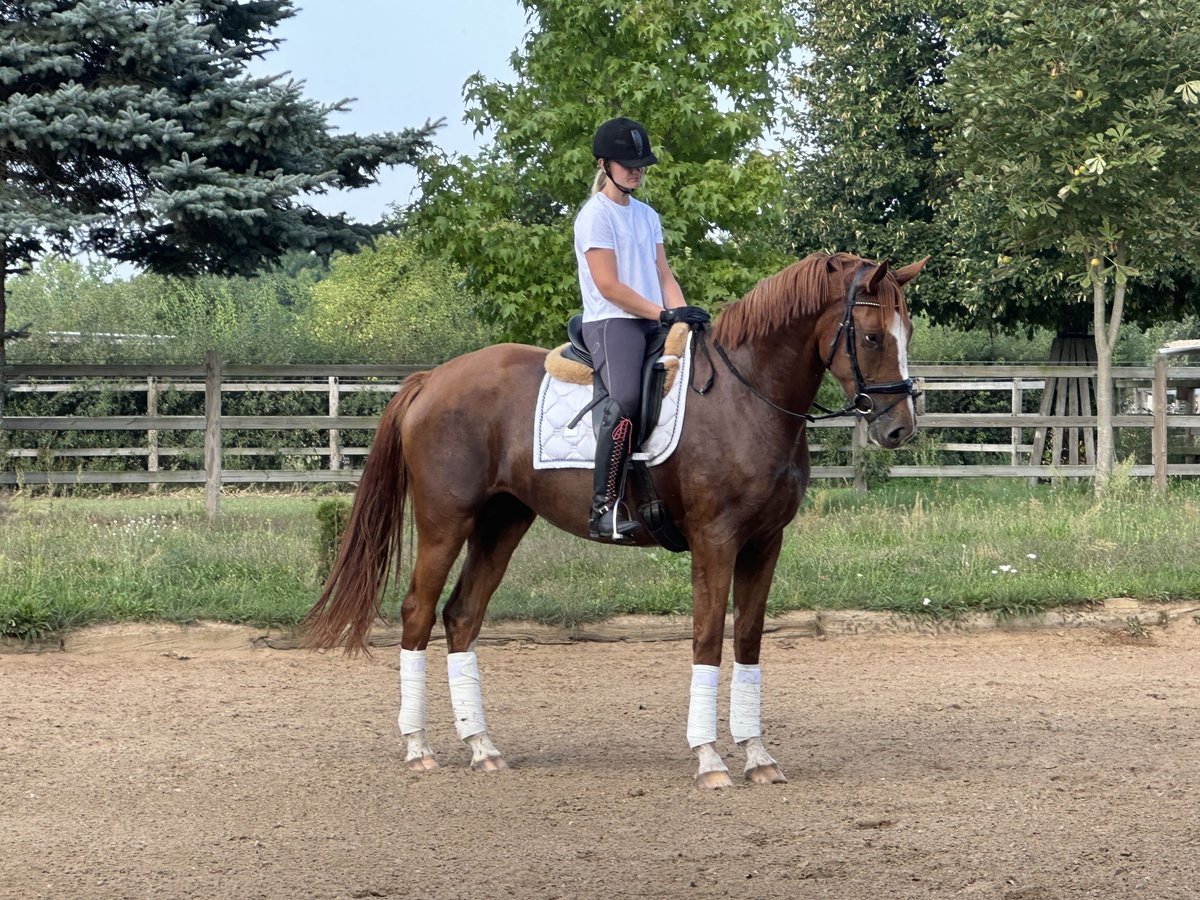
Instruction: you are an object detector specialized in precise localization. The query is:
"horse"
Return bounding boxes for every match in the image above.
[304,251,926,789]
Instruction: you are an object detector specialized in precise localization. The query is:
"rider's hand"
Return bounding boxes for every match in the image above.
[659,305,710,327]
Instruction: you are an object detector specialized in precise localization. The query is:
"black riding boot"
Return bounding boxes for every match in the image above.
[589,399,639,542]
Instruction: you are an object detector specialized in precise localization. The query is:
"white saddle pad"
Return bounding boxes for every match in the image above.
[533,332,693,470]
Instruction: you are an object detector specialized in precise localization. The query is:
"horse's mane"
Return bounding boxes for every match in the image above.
[712,252,908,349]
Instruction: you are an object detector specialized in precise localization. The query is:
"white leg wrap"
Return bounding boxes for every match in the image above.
[686,664,720,749]
[730,662,762,743]
[447,651,488,740]
[397,649,427,736]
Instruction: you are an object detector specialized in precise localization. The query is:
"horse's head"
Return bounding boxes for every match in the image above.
[818,254,927,449]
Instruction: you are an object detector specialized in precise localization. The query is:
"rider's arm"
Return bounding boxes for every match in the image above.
[584,247,666,320]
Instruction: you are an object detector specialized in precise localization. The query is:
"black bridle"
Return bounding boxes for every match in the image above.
[695,265,920,422]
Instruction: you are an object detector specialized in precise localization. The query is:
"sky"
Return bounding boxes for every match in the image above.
[256,1,531,222]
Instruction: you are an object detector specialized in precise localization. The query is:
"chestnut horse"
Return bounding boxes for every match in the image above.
[304,251,925,789]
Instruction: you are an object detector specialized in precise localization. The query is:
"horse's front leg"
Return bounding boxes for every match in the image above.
[732,532,788,785]
[689,538,737,790]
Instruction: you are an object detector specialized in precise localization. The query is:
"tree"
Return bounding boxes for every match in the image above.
[410,0,799,347]
[6,254,325,364]
[0,0,438,374]
[942,0,1200,481]
[302,236,493,363]
[786,0,969,315]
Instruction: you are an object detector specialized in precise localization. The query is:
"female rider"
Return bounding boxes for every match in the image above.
[573,116,710,541]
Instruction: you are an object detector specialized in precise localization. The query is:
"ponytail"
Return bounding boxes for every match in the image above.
[590,165,607,196]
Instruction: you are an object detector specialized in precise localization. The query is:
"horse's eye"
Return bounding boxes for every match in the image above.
[863,333,883,349]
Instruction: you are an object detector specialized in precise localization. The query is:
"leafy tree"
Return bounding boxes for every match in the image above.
[942,0,1200,480]
[0,0,437,374]
[303,236,493,364]
[411,0,799,347]
[786,0,969,314]
[4,257,156,362]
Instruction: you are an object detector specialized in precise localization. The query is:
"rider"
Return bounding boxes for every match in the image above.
[574,116,710,542]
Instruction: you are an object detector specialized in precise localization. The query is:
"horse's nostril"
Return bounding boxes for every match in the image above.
[886,425,913,447]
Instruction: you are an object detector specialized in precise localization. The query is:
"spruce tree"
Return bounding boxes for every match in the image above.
[0,0,436,371]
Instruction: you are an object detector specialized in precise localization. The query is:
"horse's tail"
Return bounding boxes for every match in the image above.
[303,371,430,654]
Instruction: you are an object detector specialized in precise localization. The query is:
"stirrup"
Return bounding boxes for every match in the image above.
[589,504,638,542]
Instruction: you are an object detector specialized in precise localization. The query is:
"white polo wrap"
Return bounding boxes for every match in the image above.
[397,649,427,735]
[729,662,762,743]
[686,664,720,748]
[447,650,488,740]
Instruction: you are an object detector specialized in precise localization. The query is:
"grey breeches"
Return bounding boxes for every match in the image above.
[581,317,659,418]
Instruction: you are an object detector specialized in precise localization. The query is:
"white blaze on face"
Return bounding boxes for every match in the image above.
[890,311,915,418]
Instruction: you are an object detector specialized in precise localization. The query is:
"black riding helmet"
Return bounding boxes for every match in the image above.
[592,117,658,168]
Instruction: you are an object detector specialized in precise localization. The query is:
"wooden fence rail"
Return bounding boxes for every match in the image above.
[4,357,1200,515]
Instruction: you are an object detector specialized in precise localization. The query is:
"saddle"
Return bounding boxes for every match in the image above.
[545,315,689,446]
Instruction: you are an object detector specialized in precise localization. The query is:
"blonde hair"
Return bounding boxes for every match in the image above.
[590,165,607,196]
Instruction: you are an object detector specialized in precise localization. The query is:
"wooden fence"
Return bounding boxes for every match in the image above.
[3,354,1200,516]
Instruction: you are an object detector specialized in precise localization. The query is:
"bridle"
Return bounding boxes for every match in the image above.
[695,265,920,422]
[820,266,920,418]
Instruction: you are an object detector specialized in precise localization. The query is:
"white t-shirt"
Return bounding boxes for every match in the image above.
[573,192,664,322]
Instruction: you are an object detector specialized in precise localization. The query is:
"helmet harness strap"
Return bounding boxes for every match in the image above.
[602,160,637,195]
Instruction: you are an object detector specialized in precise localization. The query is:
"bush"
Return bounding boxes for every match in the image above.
[314,498,352,582]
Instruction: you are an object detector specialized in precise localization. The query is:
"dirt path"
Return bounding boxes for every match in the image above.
[4,621,1200,899]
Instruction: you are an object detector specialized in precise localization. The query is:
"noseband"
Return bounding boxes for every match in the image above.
[695,264,920,422]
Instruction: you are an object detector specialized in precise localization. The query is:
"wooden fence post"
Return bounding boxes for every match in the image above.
[1011,377,1022,467]
[328,376,342,471]
[1153,352,1168,492]
[146,375,160,493]
[204,351,222,518]
[852,417,867,493]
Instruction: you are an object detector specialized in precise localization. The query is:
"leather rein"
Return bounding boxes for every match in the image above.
[692,266,920,423]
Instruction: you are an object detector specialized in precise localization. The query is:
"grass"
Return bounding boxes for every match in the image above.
[2,478,1200,641]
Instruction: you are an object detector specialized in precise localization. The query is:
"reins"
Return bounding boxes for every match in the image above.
[691,265,920,423]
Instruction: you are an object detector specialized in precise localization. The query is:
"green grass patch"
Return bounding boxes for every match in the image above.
[2,480,1200,641]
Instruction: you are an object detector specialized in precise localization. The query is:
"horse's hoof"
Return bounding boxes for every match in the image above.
[745,763,788,785]
[405,756,439,772]
[472,756,509,774]
[694,769,735,790]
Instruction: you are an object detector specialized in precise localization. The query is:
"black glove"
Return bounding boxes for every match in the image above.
[659,305,710,326]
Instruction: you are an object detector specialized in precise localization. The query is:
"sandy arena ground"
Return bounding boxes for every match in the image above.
[4,617,1200,899]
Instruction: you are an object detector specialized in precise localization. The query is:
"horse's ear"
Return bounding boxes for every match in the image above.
[894,256,930,286]
[867,260,889,292]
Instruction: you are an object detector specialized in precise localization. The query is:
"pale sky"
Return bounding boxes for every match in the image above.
[257,1,530,222]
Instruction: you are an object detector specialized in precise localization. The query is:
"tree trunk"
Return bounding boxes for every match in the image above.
[1093,324,1114,482]
[1091,242,1127,488]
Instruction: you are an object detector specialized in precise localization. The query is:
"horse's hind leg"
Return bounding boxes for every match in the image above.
[442,494,536,773]
[732,533,788,785]
[397,516,471,772]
